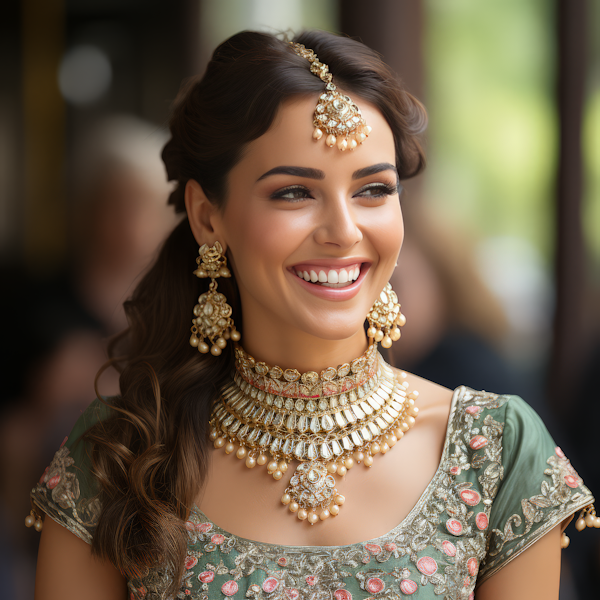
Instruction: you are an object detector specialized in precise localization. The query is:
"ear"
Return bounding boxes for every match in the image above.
[185,180,225,249]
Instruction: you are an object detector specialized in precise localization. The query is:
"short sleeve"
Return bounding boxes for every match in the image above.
[30,397,113,544]
[478,396,594,582]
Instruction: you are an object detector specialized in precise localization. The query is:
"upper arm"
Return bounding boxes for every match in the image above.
[476,524,562,600]
[35,517,127,600]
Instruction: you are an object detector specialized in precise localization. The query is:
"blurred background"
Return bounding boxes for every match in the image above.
[0,0,598,598]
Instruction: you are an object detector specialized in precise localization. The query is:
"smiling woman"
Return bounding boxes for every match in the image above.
[30,30,595,600]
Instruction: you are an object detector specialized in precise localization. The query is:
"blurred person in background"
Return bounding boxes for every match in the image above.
[0,115,177,600]
[386,202,522,396]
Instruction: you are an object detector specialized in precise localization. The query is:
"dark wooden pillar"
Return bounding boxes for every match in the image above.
[339,0,425,100]
[549,0,588,410]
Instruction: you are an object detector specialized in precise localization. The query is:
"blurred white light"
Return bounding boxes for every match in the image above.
[58,45,112,105]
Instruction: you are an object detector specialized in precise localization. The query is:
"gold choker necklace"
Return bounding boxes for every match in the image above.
[209,343,419,525]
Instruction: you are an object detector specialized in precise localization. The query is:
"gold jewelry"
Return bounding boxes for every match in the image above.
[189,242,240,356]
[209,343,420,525]
[24,508,43,532]
[367,282,406,348]
[290,42,372,151]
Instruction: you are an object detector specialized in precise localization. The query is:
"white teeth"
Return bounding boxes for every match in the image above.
[295,265,362,284]
[310,270,318,282]
[327,270,339,284]
[303,271,310,281]
[338,269,349,283]
[318,270,328,283]
[296,270,303,278]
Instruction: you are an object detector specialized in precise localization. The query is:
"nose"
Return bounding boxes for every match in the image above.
[313,194,363,250]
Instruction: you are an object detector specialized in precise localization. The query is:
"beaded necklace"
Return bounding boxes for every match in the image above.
[209,343,419,525]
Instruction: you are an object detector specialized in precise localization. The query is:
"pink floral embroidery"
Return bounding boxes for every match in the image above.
[364,543,382,555]
[384,542,397,552]
[47,475,61,489]
[465,406,481,415]
[469,593,475,600]
[277,557,288,567]
[184,556,198,569]
[469,435,488,450]
[555,446,566,459]
[361,553,370,564]
[198,571,215,583]
[442,540,457,556]
[467,557,478,577]
[334,589,352,600]
[446,518,463,535]
[564,475,579,488]
[197,522,213,533]
[460,489,481,506]
[399,579,418,595]
[262,577,279,593]
[284,589,299,600]
[449,466,461,475]
[365,577,385,594]
[221,580,238,596]
[305,576,318,586]
[476,512,489,530]
[185,521,195,531]
[416,556,437,576]
[211,534,225,545]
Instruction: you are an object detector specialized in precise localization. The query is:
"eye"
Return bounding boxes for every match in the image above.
[270,185,314,202]
[355,182,400,199]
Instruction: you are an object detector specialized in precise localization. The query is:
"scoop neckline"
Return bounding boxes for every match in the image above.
[190,385,465,551]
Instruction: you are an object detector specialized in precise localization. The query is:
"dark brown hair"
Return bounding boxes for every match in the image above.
[85,30,427,594]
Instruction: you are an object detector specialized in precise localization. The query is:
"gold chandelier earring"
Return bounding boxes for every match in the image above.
[189,241,240,356]
[367,282,406,348]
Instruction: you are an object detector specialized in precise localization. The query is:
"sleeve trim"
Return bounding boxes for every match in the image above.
[31,493,93,545]
[477,494,594,586]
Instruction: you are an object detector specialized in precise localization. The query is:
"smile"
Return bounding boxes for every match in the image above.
[294,265,361,288]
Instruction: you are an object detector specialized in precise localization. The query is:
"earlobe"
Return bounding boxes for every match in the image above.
[185,180,223,248]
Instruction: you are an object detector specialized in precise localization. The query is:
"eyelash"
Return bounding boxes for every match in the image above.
[270,182,399,202]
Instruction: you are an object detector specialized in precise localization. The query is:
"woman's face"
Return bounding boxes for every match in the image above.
[212,95,403,346]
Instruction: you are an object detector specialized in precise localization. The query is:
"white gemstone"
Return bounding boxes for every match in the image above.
[368,422,380,436]
[368,397,380,410]
[360,401,373,415]
[285,398,295,410]
[352,404,365,419]
[259,432,272,446]
[339,394,348,406]
[387,407,399,419]
[282,439,294,454]
[297,416,308,432]
[331,440,343,456]
[376,417,388,430]
[360,427,372,442]
[351,431,363,446]
[286,414,296,431]
[263,411,274,426]
[257,390,265,401]
[349,391,357,402]
[343,409,356,424]
[270,438,281,453]
[318,399,328,411]
[274,396,284,408]
[306,400,317,412]
[294,442,304,459]
[320,443,332,459]
[310,417,321,434]
[335,411,347,428]
[295,399,305,411]
[321,414,335,431]
[266,394,274,405]
[273,413,283,427]
[329,396,338,409]
[307,444,318,459]
[382,413,394,424]
[342,436,354,450]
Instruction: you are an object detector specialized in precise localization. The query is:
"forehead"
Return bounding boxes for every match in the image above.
[230,95,396,183]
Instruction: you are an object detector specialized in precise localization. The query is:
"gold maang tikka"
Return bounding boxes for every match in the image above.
[189,242,240,356]
[367,283,406,348]
[290,42,372,151]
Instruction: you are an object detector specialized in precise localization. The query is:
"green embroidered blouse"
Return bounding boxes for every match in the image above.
[31,387,594,599]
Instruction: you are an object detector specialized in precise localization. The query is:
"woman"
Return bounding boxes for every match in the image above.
[30,30,595,600]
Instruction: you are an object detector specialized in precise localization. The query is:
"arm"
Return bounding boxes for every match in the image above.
[35,517,127,600]
[476,525,562,600]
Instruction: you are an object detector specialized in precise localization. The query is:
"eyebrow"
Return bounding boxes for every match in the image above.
[256,162,399,183]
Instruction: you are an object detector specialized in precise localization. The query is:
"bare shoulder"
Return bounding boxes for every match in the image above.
[36,517,127,600]
[392,367,454,413]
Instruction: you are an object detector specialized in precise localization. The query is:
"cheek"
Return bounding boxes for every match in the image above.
[368,204,404,263]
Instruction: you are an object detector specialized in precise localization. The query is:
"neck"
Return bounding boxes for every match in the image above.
[239,315,369,373]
